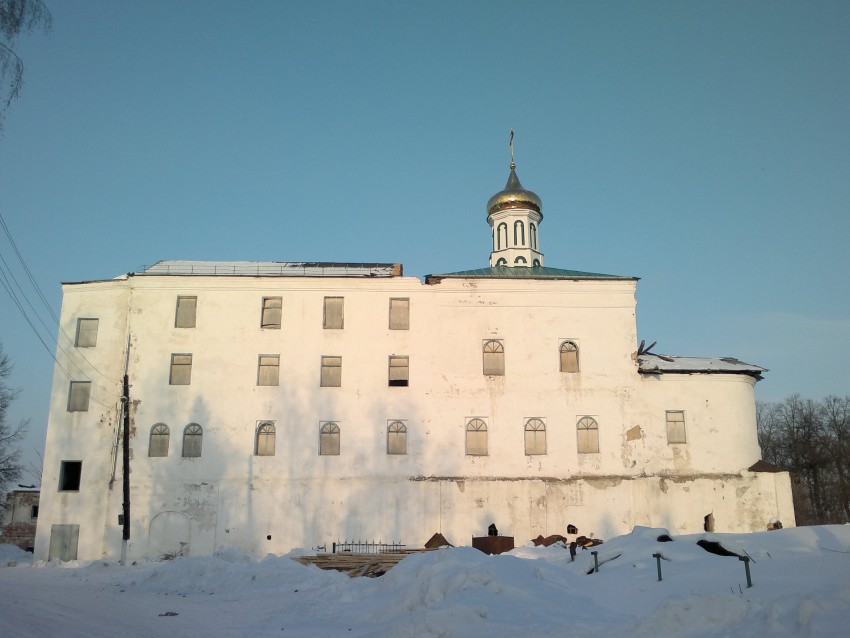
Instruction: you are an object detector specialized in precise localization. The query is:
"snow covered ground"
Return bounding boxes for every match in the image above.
[1,525,848,637]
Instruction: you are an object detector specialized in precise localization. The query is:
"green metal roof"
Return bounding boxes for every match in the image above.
[424,266,638,282]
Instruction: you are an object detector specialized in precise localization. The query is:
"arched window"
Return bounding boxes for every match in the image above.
[497,223,508,250]
[482,340,505,376]
[514,220,525,246]
[149,423,170,457]
[255,421,276,456]
[495,258,507,266]
[319,422,340,456]
[182,423,203,458]
[560,341,579,373]
[532,259,541,267]
[530,223,537,249]
[387,421,407,455]
[577,417,599,454]
[514,256,527,265]
[525,418,546,455]
[466,418,488,456]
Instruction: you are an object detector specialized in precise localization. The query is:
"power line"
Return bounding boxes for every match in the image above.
[0,212,122,401]
[0,211,121,384]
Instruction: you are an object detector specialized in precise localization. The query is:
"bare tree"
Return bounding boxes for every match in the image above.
[0,344,27,498]
[0,0,52,130]
[757,394,850,525]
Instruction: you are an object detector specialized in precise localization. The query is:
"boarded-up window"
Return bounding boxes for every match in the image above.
[175,296,197,328]
[255,421,276,456]
[67,381,91,412]
[466,418,488,456]
[261,297,282,329]
[323,296,344,329]
[48,524,79,562]
[170,354,192,385]
[320,356,342,387]
[666,410,687,444]
[483,340,505,376]
[388,355,409,387]
[524,418,547,455]
[577,416,599,454]
[560,341,579,373]
[387,421,407,455]
[182,423,203,458]
[258,354,280,386]
[149,423,170,457]
[58,461,82,491]
[75,318,99,347]
[319,422,340,455]
[389,298,410,330]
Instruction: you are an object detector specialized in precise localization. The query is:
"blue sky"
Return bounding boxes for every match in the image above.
[1,1,849,475]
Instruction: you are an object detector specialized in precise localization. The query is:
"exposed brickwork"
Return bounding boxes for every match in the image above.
[1,491,40,552]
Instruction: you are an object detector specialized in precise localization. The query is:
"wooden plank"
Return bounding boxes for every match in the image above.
[292,551,423,577]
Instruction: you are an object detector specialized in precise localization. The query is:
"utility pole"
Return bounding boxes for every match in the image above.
[120,330,131,566]
[120,372,130,565]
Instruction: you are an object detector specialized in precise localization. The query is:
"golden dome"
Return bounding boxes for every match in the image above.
[486,162,543,219]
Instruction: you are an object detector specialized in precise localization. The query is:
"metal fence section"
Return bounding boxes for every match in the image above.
[135,260,399,278]
[332,539,406,554]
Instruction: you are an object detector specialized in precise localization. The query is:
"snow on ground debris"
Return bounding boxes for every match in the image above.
[1,525,849,637]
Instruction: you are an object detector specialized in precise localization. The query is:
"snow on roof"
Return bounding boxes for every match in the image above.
[638,354,766,378]
[133,261,401,278]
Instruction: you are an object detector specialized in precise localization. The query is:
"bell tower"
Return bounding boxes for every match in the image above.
[486,132,544,268]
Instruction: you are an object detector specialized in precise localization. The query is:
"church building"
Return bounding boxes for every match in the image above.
[34,155,795,561]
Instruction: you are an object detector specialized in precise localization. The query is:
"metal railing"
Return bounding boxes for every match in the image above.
[332,539,406,554]
[135,261,397,278]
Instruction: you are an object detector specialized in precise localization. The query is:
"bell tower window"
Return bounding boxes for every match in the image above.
[514,220,525,246]
[497,223,507,250]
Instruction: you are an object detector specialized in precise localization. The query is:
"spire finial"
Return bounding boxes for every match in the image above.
[509,129,515,169]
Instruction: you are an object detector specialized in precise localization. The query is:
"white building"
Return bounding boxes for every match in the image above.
[35,161,795,561]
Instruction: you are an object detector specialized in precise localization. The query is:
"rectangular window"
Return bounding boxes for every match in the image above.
[323,296,344,329]
[257,354,280,386]
[389,298,410,330]
[175,296,197,328]
[31,505,39,519]
[388,355,409,387]
[67,381,91,412]
[170,354,192,385]
[261,297,282,329]
[666,410,687,444]
[59,461,82,491]
[320,356,342,387]
[75,318,99,347]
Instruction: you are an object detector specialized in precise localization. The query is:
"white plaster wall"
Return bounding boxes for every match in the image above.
[35,272,793,560]
[35,282,130,560]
